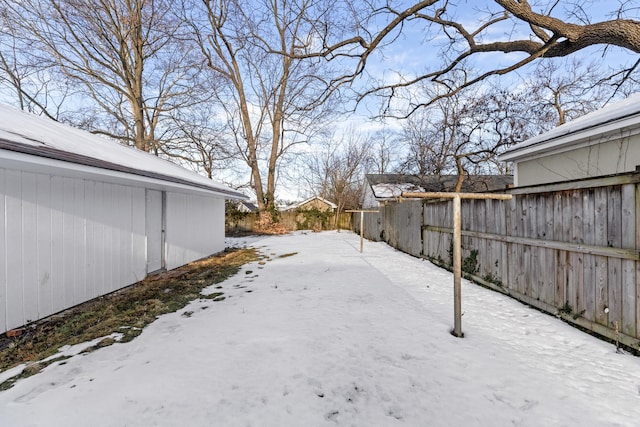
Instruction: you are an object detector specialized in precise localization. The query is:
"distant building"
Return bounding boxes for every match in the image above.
[500,93,640,187]
[362,174,513,208]
[283,196,337,212]
[234,200,258,213]
[0,104,245,334]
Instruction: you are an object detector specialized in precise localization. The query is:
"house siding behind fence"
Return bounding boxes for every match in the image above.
[354,172,640,349]
[0,168,226,334]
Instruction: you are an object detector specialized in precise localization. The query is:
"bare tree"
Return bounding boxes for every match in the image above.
[185,0,340,220]
[0,9,70,119]
[158,105,236,179]
[525,57,618,127]
[399,83,533,190]
[308,130,373,223]
[397,54,628,187]
[368,128,402,174]
[308,1,640,114]
[398,97,457,180]
[1,0,204,152]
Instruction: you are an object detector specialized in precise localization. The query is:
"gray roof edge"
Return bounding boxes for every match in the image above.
[0,138,247,199]
[501,99,640,160]
[366,173,513,183]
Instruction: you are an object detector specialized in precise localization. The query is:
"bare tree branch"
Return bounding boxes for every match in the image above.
[186,0,340,218]
[306,1,640,115]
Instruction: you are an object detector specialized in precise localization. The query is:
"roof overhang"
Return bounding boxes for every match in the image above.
[0,140,247,199]
[500,93,640,164]
[0,104,247,200]
[500,112,640,163]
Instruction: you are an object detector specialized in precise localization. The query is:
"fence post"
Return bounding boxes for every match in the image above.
[402,191,513,338]
[453,195,463,337]
[345,209,380,253]
[360,210,364,253]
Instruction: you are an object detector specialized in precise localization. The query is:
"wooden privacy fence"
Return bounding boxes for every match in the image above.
[354,171,640,349]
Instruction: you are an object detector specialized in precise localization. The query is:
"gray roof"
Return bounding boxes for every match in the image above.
[239,201,258,212]
[0,104,246,199]
[500,93,640,162]
[283,196,337,211]
[365,174,513,195]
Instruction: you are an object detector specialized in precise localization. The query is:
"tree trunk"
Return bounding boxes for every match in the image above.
[454,157,465,193]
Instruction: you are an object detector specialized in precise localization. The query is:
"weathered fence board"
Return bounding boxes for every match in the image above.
[608,186,623,331]
[357,172,640,349]
[582,189,596,322]
[621,184,637,336]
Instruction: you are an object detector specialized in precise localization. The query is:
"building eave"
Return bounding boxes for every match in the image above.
[0,140,247,199]
[500,102,640,163]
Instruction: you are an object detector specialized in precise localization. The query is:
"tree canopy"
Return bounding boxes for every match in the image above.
[313,0,640,115]
[1,0,639,206]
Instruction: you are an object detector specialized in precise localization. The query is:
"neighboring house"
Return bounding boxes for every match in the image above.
[500,93,640,187]
[284,196,337,212]
[0,104,246,334]
[234,200,258,213]
[362,174,513,208]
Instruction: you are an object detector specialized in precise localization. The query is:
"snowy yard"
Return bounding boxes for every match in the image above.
[1,230,640,426]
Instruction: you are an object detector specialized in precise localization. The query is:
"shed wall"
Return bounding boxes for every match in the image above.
[361,184,377,209]
[165,192,224,270]
[0,167,147,333]
[0,169,226,334]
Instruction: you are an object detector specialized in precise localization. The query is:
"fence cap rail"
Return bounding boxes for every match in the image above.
[401,191,513,200]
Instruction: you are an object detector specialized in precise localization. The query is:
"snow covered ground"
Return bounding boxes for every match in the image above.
[1,230,640,426]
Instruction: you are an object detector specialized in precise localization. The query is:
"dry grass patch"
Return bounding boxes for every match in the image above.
[0,248,258,377]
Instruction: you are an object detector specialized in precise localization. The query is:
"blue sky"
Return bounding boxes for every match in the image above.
[2,1,638,201]
[277,1,640,199]
[336,1,640,136]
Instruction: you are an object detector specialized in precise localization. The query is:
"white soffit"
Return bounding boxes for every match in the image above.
[500,93,640,162]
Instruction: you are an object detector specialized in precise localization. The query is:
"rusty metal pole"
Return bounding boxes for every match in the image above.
[452,195,463,337]
[360,210,364,253]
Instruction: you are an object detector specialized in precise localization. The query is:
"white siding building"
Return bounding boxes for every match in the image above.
[0,105,245,333]
[500,94,640,187]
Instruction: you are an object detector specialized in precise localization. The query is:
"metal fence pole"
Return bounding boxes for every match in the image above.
[452,195,463,337]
